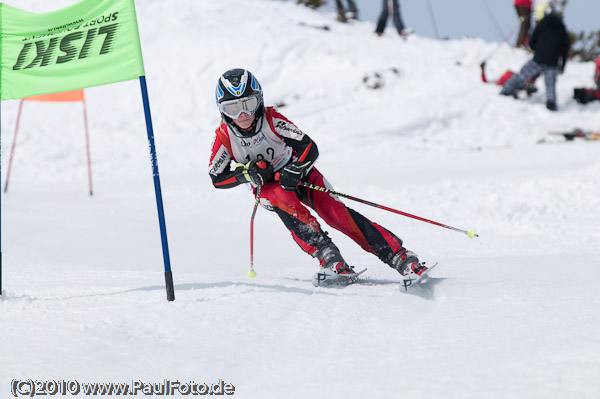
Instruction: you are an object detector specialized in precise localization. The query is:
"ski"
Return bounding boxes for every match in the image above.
[312,268,367,287]
[538,129,600,143]
[400,262,438,292]
[298,22,331,32]
[550,129,600,141]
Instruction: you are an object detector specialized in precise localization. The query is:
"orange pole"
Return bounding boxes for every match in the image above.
[4,100,25,193]
[82,99,93,196]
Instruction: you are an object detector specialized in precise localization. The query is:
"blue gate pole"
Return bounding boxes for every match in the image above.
[139,76,174,301]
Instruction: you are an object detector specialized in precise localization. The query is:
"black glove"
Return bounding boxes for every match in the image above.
[235,160,274,186]
[278,161,308,191]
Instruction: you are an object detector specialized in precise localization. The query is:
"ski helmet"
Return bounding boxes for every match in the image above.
[215,68,264,123]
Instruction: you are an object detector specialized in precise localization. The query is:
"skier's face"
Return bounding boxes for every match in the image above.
[233,112,255,130]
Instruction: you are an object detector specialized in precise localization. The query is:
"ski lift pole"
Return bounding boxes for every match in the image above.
[480,21,520,64]
[425,0,440,39]
[483,0,507,41]
[299,181,479,239]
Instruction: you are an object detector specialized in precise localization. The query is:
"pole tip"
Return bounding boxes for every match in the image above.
[467,230,478,239]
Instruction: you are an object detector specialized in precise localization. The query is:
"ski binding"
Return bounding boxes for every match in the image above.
[400,262,438,292]
[312,268,367,287]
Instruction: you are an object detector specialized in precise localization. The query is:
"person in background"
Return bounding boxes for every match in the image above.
[209,68,428,287]
[573,58,600,104]
[296,0,325,8]
[500,1,570,111]
[335,0,358,22]
[375,0,412,37]
[514,0,533,48]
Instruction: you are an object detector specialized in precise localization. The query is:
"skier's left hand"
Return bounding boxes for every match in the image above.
[278,161,307,191]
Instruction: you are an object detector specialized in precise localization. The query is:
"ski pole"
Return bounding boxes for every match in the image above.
[247,160,270,278]
[248,184,261,278]
[299,181,478,239]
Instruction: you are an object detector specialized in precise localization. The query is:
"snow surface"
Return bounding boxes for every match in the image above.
[2,0,600,398]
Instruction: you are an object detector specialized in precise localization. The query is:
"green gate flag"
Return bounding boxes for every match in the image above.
[0,0,145,100]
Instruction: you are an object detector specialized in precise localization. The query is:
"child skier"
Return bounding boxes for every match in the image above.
[208,68,427,286]
[573,58,600,104]
[335,0,358,22]
[375,0,411,37]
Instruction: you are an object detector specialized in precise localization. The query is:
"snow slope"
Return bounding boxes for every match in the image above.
[1,1,599,398]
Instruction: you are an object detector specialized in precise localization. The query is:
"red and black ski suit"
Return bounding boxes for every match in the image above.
[208,107,404,266]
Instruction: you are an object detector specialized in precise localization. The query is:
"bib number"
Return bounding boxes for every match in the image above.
[246,147,275,162]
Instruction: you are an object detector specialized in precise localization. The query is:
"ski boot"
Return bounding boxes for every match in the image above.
[525,83,538,96]
[389,249,431,291]
[312,245,356,287]
[388,249,428,278]
[546,100,557,111]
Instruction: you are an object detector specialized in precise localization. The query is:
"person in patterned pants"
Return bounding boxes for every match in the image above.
[500,2,570,111]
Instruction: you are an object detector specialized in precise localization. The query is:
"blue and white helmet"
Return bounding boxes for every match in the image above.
[215,68,263,121]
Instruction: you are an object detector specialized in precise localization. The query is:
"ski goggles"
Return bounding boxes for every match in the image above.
[218,93,261,119]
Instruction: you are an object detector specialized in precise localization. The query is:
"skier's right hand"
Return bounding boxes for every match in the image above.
[235,160,274,186]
